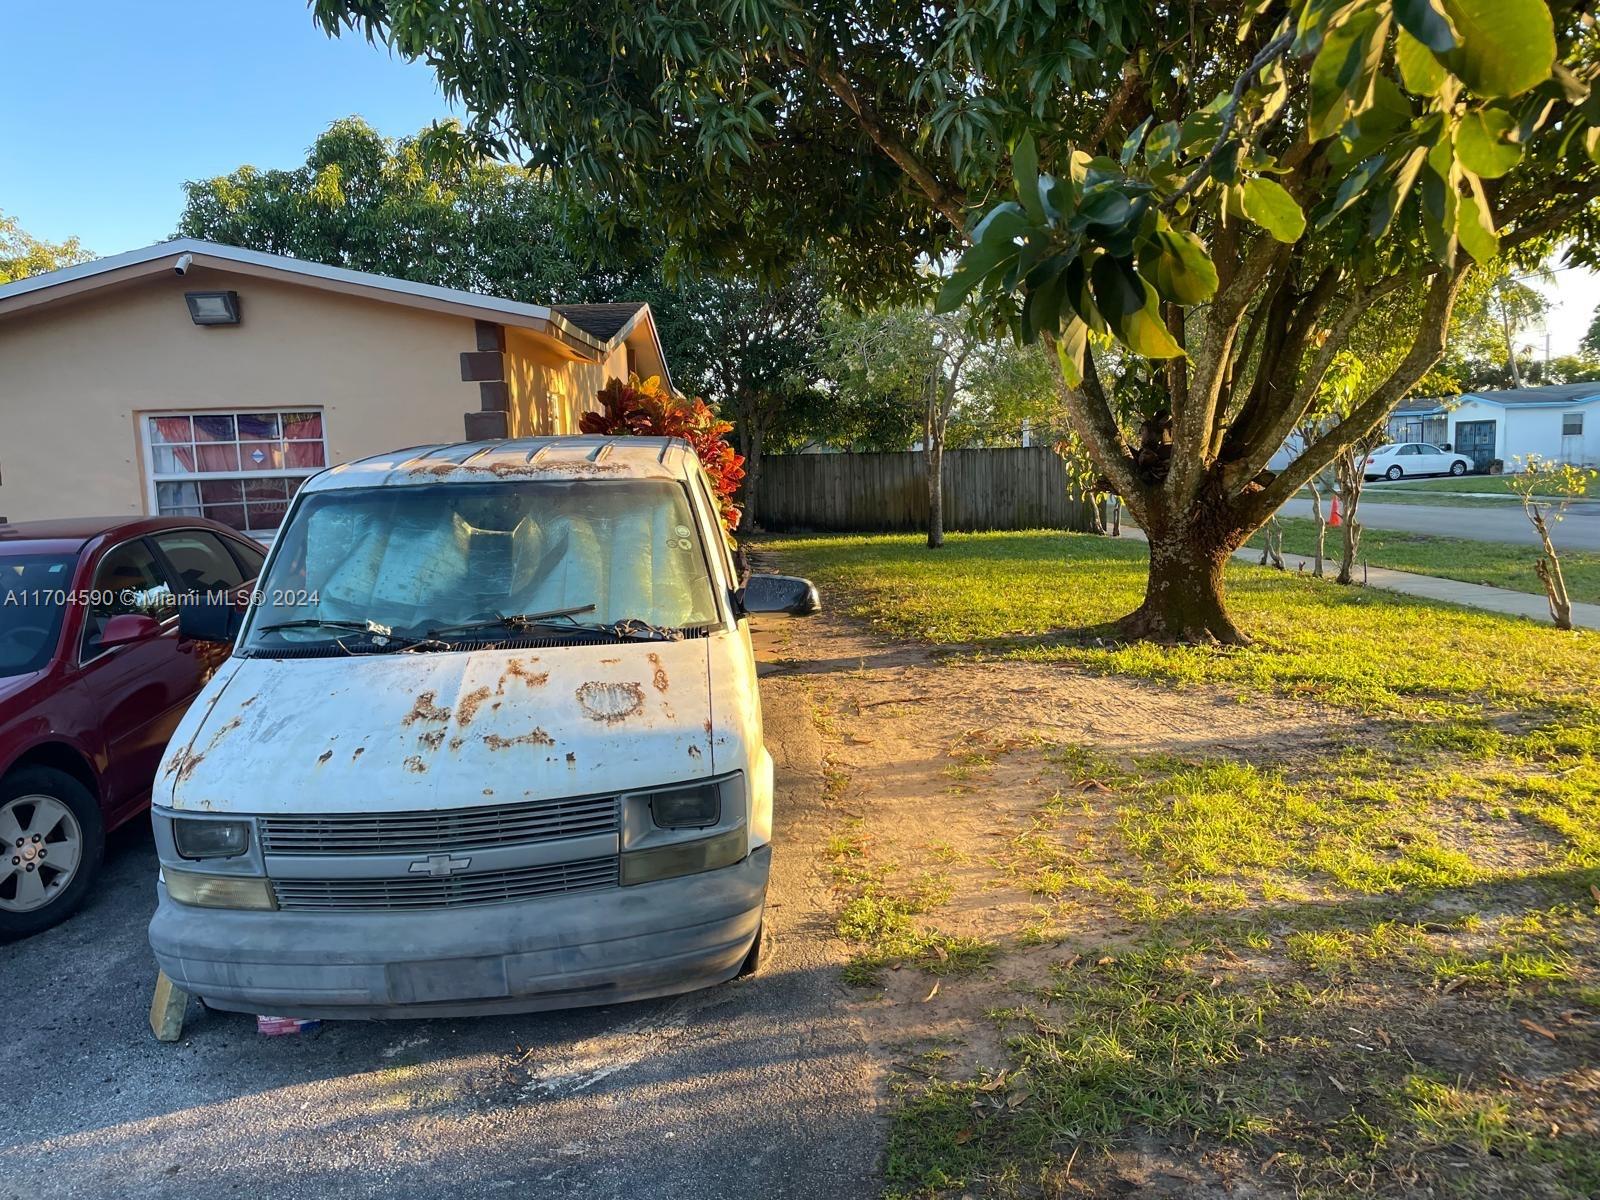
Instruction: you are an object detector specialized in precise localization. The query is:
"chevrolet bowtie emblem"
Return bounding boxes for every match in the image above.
[409,853,471,877]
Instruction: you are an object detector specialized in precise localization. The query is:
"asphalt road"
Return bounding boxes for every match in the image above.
[1279,491,1600,550]
[0,659,879,1199]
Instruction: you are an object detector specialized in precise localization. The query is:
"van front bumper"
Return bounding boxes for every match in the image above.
[148,846,769,1020]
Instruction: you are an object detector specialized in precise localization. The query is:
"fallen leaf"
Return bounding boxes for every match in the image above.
[1006,1088,1031,1108]
[977,1072,1008,1092]
[1590,884,1600,906]
[1520,1019,1558,1041]
[930,944,950,962]
[924,982,941,1002]
[1328,1075,1348,1095]
[1442,976,1471,995]
[1059,954,1081,970]
[1376,1027,1392,1047]
[952,1129,972,1145]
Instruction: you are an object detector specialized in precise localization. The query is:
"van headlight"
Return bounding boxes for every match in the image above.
[647,782,721,829]
[172,818,252,860]
[164,868,276,910]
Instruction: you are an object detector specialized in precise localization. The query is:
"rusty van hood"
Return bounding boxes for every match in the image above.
[160,639,715,814]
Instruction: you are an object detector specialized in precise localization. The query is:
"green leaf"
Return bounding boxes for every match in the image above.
[1240,177,1306,242]
[1318,154,1386,228]
[1370,145,1428,239]
[1118,284,1186,359]
[1457,190,1500,262]
[1437,0,1556,99]
[1089,253,1146,321]
[1054,318,1088,387]
[1120,116,1152,168]
[1394,0,1458,53]
[1396,28,1447,96]
[1455,109,1523,178]
[972,201,1030,248]
[1144,121,1181,165]
[1078,188,1135,228]
[1013,133,1046,223]
[1146,229,1219,304]
[1309,9,1386,140]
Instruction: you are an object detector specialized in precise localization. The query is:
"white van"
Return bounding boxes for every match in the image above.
[147,436,818,1018]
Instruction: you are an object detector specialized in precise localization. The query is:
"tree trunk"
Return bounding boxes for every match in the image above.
[1122,498,1251,645]
[1528,506,1573,629]
[738,426,766,534]
[1334,458,1364,585]
[925,392,946,549]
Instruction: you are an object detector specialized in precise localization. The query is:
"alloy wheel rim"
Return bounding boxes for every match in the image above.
[0,795,83,913]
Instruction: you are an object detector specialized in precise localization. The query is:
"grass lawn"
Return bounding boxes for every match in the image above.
[762,530,1600,1199]
[1247,516,1600,604]
[1377,474,1600,499]
[763,529,1600,718]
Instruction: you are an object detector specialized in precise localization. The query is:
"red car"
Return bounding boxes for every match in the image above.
[0,516,264,938]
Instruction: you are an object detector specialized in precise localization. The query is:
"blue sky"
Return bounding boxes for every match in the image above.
[2,0,455,254]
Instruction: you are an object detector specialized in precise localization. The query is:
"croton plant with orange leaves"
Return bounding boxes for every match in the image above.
[580,374,745,536]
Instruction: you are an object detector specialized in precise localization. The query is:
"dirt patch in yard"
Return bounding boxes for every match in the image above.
[755,611,1600,1199]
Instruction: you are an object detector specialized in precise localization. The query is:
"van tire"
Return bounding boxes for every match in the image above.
[0,767,105,941]
[737,917,771,978]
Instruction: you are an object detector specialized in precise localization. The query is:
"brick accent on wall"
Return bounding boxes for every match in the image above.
[463,321,509,439]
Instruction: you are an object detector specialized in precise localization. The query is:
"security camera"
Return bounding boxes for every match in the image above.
[174,253,193,276]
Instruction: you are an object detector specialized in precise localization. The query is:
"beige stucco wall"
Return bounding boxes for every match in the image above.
[0,266,486,523]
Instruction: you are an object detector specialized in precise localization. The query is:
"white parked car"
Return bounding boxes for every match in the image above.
[147,435,818,1019]
[1363,442,1473,481]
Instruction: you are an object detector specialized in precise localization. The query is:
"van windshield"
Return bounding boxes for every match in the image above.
[0,553,76,677]
[245,479,719,649]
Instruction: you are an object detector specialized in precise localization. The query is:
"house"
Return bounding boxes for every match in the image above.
[1387,383,1600,473]
[0,239,671,535]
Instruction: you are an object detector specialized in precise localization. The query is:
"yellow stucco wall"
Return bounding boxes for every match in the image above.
[0,266,601,524]
[502,328,626,438]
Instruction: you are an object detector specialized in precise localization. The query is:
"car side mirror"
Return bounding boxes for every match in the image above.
[737,573,821,618]
[177,593,245,643]
[98,613,163,649]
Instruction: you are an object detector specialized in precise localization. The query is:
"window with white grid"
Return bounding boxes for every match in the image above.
[144,410,327,536]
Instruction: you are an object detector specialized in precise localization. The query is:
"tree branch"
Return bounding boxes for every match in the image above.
[1224,272,1414,495]
[1242,261,1470,522]
[1042,331,1145,507]
[802,51,969,232]
[1163,28,1295,212]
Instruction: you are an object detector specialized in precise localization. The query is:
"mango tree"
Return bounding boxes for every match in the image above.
[312,0,1600,641]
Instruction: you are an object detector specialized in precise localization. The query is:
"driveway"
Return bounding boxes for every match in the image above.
[0,642,881,1200]
[1279,493,1600,549]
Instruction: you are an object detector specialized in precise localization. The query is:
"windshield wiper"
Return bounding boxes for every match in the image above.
[423,605,598,640]
[256,618,394,638]
[593,617,685,642]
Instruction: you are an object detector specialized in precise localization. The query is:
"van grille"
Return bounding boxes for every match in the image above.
[271,856,619,911]
[259,794,619,856]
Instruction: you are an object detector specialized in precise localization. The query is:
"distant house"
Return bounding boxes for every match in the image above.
[0,239,671,535]
[1387,383,1600,473]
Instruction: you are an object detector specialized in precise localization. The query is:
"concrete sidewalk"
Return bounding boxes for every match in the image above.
[1117,527,1600,631]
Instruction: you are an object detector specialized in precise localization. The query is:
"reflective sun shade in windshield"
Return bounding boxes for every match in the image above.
[247,479,719,645]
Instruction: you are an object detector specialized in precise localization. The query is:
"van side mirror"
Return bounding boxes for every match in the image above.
[737,573,820,618]
[177,593,245,642]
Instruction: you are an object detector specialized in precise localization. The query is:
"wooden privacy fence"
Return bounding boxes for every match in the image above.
[756,446,1095,533]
